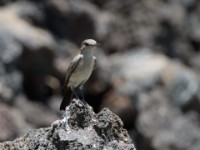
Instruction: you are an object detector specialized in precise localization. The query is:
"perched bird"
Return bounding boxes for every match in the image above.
[60,39,99,110]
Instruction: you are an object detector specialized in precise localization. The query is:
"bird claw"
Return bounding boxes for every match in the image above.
[80,98,87,106]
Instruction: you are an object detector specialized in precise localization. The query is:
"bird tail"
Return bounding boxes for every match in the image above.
[60,87,72,110]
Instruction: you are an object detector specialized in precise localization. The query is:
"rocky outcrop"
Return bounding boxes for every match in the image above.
[0,99,136,150]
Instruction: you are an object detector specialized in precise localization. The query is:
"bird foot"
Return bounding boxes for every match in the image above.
[80,98,87,106]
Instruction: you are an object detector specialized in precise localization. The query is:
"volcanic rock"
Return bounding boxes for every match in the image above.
[0,99,136,150]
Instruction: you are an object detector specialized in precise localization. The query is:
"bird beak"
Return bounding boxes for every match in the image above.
[96,43,100,46]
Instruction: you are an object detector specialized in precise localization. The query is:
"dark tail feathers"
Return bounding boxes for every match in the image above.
[60,87,72,110]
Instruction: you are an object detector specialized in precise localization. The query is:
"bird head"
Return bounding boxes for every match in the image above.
[81,39,100,51]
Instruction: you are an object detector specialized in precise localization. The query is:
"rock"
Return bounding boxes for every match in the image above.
[17,47,56,101]
[0,1,58,102]
[90,0,200,59]
[100,90,136,129]
[189,53,200,70]
[0,103,17,142]
[161,62,200,112]
[0,102,31,142]
[108,49,169,96]
[4,1,44,26]
[42,0,96,44]
[0,70,22,102]
[14,95,58,127]
[100,49,200,114]
[0,3,55,50]
[136,89,200,150]
[0,99,136,150]
[0,28,22,65]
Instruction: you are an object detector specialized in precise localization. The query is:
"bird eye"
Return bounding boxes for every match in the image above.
[85,43,89,46]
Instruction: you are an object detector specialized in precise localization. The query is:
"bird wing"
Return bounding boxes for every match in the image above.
[93,56,97,70]
[63,54,83,88]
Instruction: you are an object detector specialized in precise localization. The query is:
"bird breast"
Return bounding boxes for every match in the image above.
[68,56,94,87]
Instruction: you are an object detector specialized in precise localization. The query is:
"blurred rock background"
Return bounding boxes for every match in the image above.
[0,0,200,150]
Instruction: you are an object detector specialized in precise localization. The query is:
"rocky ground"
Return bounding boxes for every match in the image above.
[0,0,200,150]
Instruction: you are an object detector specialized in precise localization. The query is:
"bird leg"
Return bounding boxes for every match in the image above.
[79,85,87,105]
[71,88,79,100]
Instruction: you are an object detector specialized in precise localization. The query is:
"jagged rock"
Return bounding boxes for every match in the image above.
[100,90,136,129]
[0,99,136,150]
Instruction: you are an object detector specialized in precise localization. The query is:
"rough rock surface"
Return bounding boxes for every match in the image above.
[0,99,136,150]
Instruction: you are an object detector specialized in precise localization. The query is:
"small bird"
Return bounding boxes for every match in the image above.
[60,39,99,110]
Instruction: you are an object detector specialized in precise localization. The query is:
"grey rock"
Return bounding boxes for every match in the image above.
[5,1,44,25]
[0,5,55,50]
[0,28,22,64]
[0,71,22,101]
[161,62,200,112]
[0,99,136,150]
[137,89,200,150]
[104,49,200,114]
[17,46,56,101]
[0,102,30,142]
[100,90,136,129]
[42,0,96,44]
[93,0,200,59]
[15,95,58,127]
[0,103,17,142]
[168,73,198,107]
[189,53,200,69]
[108,49,169,96]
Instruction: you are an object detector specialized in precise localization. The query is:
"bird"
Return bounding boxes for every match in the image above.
[60,39,99,110]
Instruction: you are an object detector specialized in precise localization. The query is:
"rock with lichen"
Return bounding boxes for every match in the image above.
[0,99,136,150]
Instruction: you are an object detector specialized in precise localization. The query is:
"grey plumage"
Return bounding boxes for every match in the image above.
[60,39,98,110]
